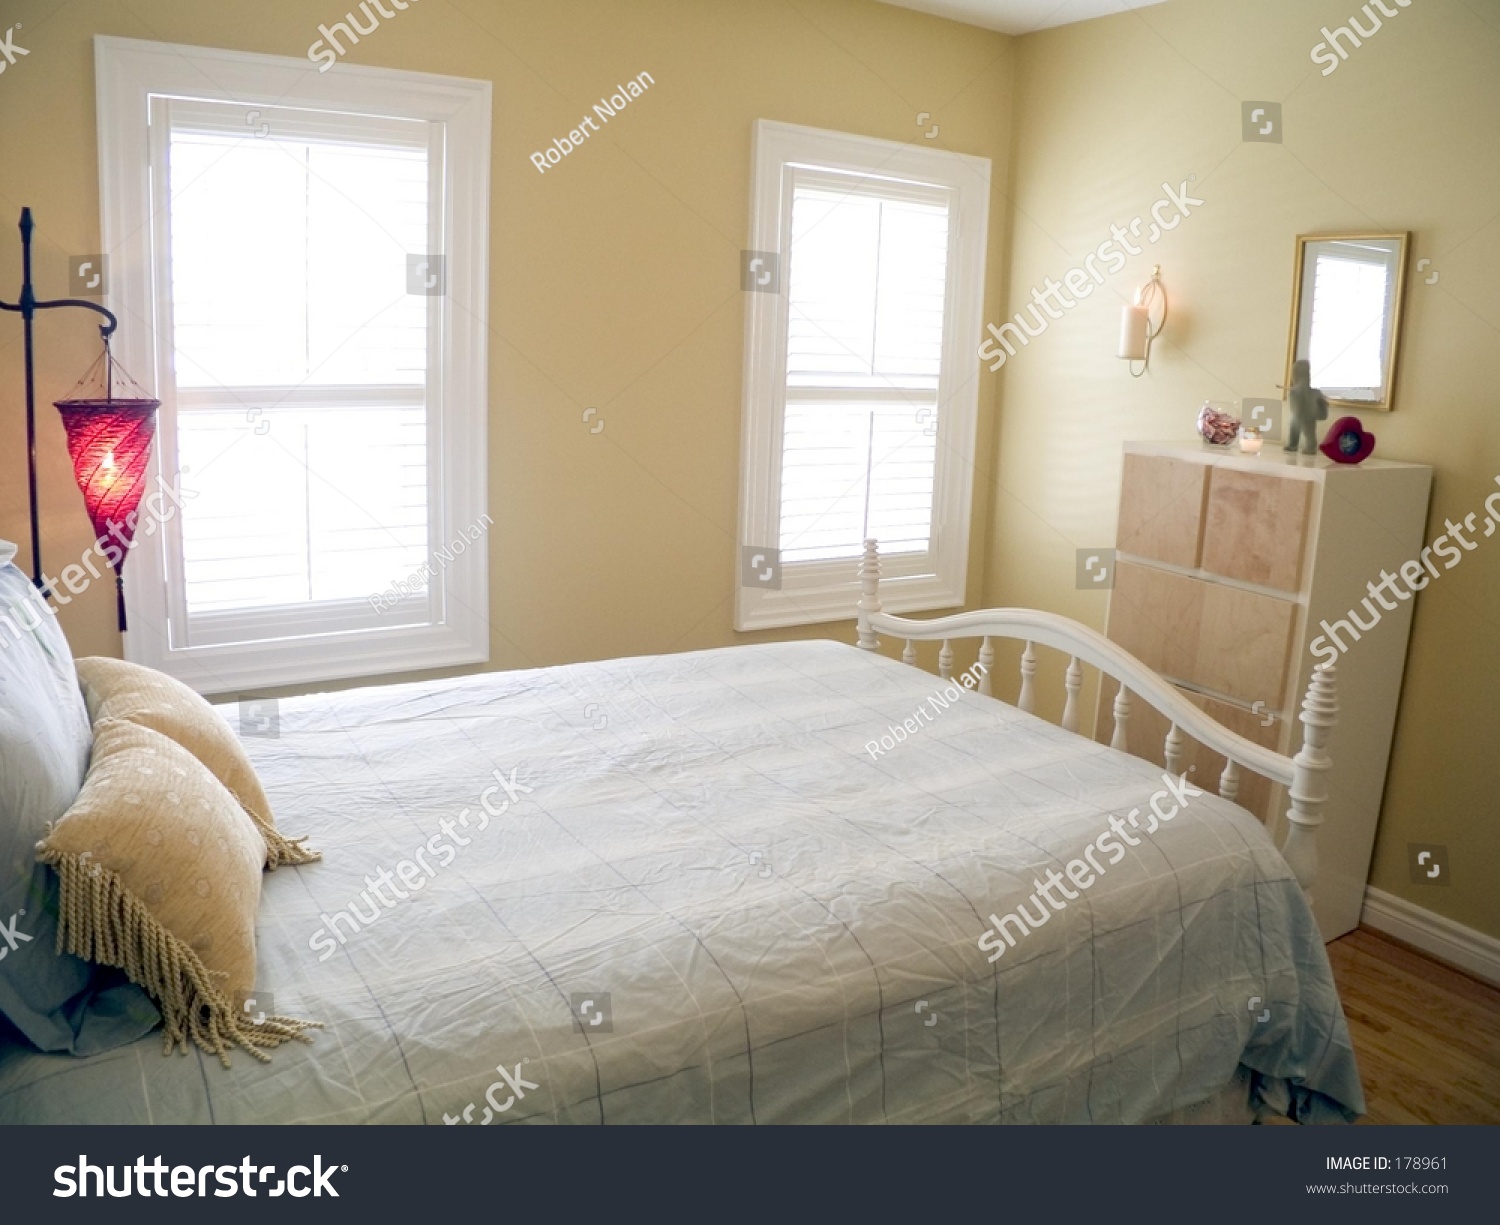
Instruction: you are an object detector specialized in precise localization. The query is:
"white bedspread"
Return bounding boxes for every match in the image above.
[0,640,1362,1123]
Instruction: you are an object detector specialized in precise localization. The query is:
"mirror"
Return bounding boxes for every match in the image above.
[1286,232,1410,412]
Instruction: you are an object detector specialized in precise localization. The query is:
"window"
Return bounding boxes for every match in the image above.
[96,37,491,693]
[736,121,989,631]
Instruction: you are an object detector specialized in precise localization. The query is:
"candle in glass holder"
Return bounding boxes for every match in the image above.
[1239,427,1263,454]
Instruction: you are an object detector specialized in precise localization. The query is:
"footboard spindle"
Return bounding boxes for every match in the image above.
[852,538,1339,903]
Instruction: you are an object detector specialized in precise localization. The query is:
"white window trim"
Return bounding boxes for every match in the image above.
[735,120,990,632]
[95,36,491,695]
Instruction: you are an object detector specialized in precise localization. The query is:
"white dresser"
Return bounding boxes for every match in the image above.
[1095,441,1433,940]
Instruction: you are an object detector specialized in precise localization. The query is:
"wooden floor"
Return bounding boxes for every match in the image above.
[1327,928,1500,1124]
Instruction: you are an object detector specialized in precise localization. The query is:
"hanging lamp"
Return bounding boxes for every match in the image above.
[1,207,158,631]
[53,345,160,630]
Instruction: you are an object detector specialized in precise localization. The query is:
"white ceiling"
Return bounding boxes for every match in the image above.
[876,0,1170,35]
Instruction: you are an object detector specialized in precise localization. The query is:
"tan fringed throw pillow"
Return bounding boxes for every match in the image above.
[35,719,319,1065]
[75,656,318,869]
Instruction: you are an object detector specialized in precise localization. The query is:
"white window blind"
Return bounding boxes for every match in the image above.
[163,103,433,630]
[780,174,948,563]
[737,121,989,633]
[175,405,427,614]
[97,38,491,693]
[785,181,949,389]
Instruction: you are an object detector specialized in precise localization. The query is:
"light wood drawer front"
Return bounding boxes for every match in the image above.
[1106,560,1197,682]
[1094,684,1283,824]
[1108,561,1295,707]
[1200,467,1312,592]
[1117,453,1209,568]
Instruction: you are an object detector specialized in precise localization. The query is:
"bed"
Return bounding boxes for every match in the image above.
[0,541,1363,1124]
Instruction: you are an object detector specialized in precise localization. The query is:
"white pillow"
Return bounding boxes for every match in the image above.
[0,544,158,1052]
[0,550,91,829]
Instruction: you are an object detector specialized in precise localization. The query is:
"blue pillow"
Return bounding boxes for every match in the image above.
[0,545,158,1053]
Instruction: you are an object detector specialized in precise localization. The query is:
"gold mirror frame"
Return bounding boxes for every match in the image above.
[1284,231,1410,413]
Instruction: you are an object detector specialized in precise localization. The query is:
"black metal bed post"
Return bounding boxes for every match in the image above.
[0,207,119,594]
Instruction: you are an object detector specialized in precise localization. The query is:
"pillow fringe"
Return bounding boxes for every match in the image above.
[36,848,322,1067]
[242,807,323,869]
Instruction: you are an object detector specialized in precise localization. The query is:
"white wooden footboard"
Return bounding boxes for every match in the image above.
[853,539,1338,900]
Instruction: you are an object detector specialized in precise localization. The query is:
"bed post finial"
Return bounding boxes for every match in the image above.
[856,538,882,651]
[1281,663,1338,900]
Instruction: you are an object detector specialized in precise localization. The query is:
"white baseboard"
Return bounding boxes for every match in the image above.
[1360,887,1500,988]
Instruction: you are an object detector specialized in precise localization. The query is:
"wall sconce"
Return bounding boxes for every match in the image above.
[1118,264,1167,377]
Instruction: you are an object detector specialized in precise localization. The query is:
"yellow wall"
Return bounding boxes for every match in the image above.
[987,0,1500,938]
[0,0,1014,674]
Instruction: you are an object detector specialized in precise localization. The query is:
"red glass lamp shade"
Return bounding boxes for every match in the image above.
[52,397,159,626]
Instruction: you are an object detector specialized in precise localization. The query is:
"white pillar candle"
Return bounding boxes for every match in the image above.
[1118,304,1149,360]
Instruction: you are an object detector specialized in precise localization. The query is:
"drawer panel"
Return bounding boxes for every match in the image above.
[1104,559,1199,682]
[1107,560,1295,706]
[1200,467,1312,592]
[1117,453,1209,568]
